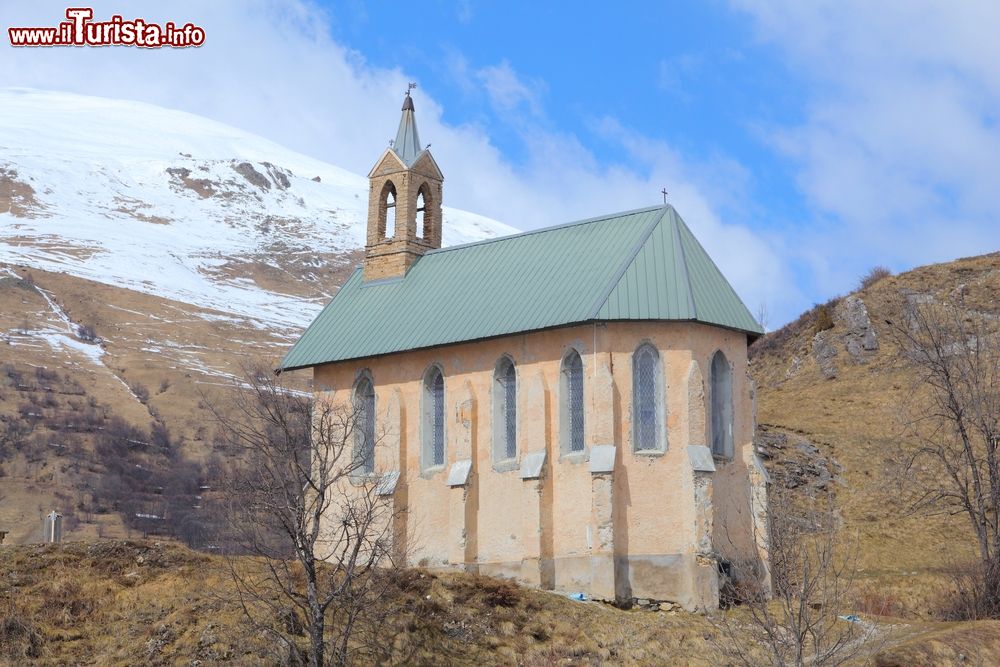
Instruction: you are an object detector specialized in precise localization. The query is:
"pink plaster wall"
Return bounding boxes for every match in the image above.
[311,320,763,608]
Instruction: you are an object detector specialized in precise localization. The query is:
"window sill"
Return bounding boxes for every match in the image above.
[492,458,519,473]
[633,448,667,458]
[419,464,446,480]
[349,471,379,486]
[559,450,589,465]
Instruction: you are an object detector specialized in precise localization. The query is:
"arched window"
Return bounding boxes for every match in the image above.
[415,183,429,240]
[381,181,397,239]
[632,343,664,451]
[353,375,375,474]
[561,349,585,453]
[422,365,445,469]
[711,351,733,459]
[493,356,517,462]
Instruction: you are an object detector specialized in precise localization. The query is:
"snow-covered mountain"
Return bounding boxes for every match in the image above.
[0,88,517,332]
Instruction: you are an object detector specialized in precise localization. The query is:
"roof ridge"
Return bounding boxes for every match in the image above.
[425,204,670,257]
[587,208,669,319]
[674,214,762,333]
[670,208,698,319]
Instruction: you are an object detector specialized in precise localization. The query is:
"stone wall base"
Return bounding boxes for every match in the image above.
[438,552,719,612]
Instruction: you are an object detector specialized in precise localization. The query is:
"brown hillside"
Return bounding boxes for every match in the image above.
[2,541,993,666]
[0,540,730,666]
[752,251,1000,615]
[0,263,312,545]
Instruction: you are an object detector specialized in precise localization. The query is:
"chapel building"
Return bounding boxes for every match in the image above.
[280,92,770,610]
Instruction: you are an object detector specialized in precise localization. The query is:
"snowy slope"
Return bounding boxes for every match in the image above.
[0,88,517,332]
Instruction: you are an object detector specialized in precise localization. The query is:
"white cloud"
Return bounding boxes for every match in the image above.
[1,0,789,323]
[733,0,1000,297]
[476,60,546,117]
[455,0,474,25]
[657,54,701,101]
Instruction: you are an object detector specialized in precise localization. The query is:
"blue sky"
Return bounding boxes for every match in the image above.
[323,1,810,232]
[2,1,999,327]
[326,2,799,170]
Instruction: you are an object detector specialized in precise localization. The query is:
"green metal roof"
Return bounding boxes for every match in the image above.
[279,205,762,371]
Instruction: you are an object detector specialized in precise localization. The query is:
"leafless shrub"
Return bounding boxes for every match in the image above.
[813,302,835,335]
[712,490,882,666]
[129,382,150,404]
[34,366,58,384]
[937,561,1000,621]
[76,323,98,343]
[2,364,22,385]
[209,364,403,667]
[757,302,770,332]
[858,266,892,291]
[888,296,1000,619]
[855,589,902,618]
[0,601,44,661]
[483,579,520,608]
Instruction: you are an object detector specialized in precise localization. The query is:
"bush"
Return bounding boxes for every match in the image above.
[0,605,44,661]
[937,561,1000,621]
[34,366,58,384]
[812,302,835,334]
[2,364,22,385]
[151,422,172,451]
[76,324,98,343]
[856,589,902,617]
[858,265,892,291]
[483,580,520,608]
[129,382,150,404]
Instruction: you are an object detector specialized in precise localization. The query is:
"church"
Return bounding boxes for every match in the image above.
[279,92,770,610]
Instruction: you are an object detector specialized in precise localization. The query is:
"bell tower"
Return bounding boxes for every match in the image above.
[363,88,444,281]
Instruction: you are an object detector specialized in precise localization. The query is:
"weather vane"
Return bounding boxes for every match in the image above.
[407,82,417,95]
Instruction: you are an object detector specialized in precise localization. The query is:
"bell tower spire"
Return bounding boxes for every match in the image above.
[363,86,444,281]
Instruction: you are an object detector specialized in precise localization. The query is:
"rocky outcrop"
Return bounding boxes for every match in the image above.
[232,161,292,191]
[165,166,216,198]
[756,426,841,496]
[0,167,44,218]
[811,330,839,379]
[785,354,803,379]
[232,162,271,190]
[807,295,879,378]
[838,295,879,363]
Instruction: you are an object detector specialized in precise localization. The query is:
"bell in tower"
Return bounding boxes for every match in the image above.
[363,87,444,281]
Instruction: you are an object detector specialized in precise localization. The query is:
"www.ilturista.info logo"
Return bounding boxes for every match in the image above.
[8,8,205,48]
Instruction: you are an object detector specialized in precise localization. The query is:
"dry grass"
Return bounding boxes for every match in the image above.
[874,621,1000,667]
[0,540,741,666]
[4,539,987,665]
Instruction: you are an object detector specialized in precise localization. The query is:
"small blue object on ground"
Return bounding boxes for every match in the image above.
[568,592,588,602]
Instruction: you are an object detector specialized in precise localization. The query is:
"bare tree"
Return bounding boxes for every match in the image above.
[210,366,402,666]
[889,296,1000,617]
[757,301,771,332]
[712,490,881,666]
